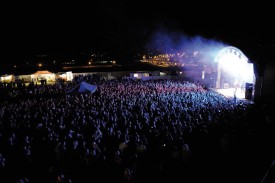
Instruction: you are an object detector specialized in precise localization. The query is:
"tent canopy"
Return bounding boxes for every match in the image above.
[32,70,53,75]
[66,81,97,94]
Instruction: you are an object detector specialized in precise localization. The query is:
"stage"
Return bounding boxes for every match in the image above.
[213,87,245,99]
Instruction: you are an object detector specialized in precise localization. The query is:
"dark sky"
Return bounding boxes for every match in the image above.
[3,1,275,62]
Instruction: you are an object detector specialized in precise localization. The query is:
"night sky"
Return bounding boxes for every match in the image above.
[3,1,275,63]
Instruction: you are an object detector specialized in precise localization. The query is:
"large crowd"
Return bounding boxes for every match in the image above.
[0,76,274,183]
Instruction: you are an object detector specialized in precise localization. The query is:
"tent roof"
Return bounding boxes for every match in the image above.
[32,70,53,75]
[66,81,97,94]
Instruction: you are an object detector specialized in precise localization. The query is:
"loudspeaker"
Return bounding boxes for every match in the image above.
[245,83,253,100]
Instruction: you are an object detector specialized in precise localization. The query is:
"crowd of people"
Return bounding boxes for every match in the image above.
[0,76,274,182]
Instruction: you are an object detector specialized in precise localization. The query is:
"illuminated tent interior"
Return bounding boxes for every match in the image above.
[31,70,56,82]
